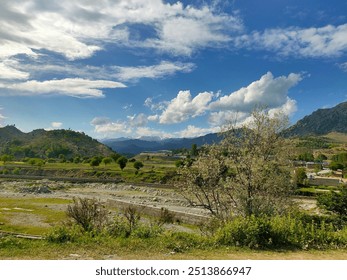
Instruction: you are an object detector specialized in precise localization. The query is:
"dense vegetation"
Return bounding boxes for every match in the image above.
[0,125,113,160]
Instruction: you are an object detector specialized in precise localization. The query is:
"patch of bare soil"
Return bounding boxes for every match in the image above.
[4,212,50,228]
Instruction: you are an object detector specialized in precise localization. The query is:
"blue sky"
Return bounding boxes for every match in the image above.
[0,0,347,139]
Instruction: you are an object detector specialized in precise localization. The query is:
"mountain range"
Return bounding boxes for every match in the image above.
[102,101,347,155]
[102,133,222,155]
[1,101,346,157]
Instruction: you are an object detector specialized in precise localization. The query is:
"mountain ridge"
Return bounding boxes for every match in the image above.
[283,101,347,137]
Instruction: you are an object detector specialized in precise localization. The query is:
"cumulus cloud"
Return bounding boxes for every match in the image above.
[91,114,152,137]
[147,115,159,122]
[51,122,63,129]
[45,121,63,131]
[235,24,347,58]
[135,127,173,139]
[177,125,220,138]
[152,72,301,127]
[209,72,302,112]
[159,90,214,124]
[90,118,132,136]
[127,113,148,127]
[0,78,126,98]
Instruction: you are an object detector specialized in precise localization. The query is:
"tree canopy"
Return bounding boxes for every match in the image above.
[176,109,294,220]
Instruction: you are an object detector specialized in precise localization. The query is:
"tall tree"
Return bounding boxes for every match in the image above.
[117,156,128,170]
[176,109,294,220]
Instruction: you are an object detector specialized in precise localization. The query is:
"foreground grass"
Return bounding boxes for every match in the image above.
[0,197,70,235]
[1,237,347,260]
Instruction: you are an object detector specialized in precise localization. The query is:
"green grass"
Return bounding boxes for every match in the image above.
[1,236,347,260]
[0,197,70,235]
[1,157,177,183]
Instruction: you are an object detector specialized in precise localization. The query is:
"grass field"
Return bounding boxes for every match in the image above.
[1,236,347,260]
[0,197,71,235]
[0,155,178,183]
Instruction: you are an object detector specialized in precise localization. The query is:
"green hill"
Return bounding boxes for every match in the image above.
[0,125,114,159]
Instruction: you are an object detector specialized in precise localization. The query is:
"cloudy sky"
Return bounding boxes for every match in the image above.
[1,0,347,139]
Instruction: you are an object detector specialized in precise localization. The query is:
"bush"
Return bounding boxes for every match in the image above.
[46,224,81,243]
[216,214,347,249]
[107,215,132,238]
[317,188,347,216]
[67,197,109,232]
[132,223,163,239]
[158,208,175,225]
[163,232,208,253]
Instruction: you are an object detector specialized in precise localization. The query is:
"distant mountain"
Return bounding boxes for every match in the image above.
[284,102,347,137]
[0,126,113,159]
[102,133,222,155]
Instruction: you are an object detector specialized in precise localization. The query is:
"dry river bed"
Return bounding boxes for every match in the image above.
[0,179,319,231]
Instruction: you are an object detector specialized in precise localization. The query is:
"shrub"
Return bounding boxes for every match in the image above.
[163,232,208,253]
[317,188,347,216]
[215,214,347,249]
[132,223,163,239]
[158,208,175,225]
[46,224,81,243]
[67,197,109,232]
[107,215,131,238]
[123,206,140,232]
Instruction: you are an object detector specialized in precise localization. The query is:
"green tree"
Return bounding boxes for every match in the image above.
[298,152,314,162]
[1,154,13,163]
[317,188,347,217]
[191,143,198,157]
[110,153,121,162]
[315,153,327,162]
[90,157,101,167]
[176,109,294,220]
[329,162,344,171]
[133,161,144,170]
[102,157,113,166]
[295,167,307,186]
[117,156,128,170]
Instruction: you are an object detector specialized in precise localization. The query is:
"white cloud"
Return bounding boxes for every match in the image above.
[208,111,249,126]
[51,122,63,129]
[1,0,241,62]
[159,90,214,124]
[45,121,63,131]
[0,78,126,98]
[209,72,302,112]
[0,60,29,80]
[0,109,7,127]
[127,113,148,127]
[91,118,132,136]
[144,97,169,112]
[235,24,347,58]
[135,127,173,139]
[114,61,195,81]
[339,62,347,72]
[153,72,301,126]
[144,11,238,56]
[147,115,159,122]
[177,125,220,138]
[268,98,297,117]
